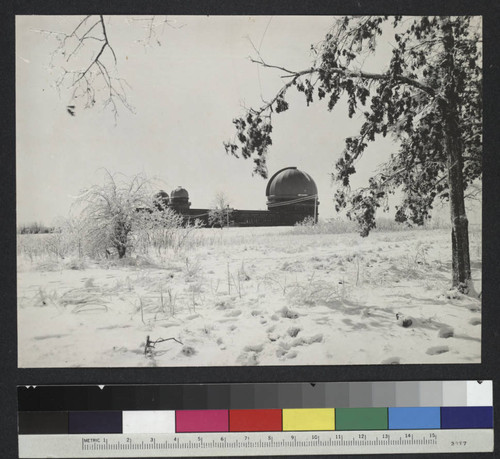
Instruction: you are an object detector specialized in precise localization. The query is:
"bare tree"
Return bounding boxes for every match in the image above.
[208,192,233,229]
[74,171,154,258]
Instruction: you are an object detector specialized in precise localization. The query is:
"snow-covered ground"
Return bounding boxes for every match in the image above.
[17,227,482,367]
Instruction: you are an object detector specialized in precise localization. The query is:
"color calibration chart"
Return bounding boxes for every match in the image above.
[18,381,493,457]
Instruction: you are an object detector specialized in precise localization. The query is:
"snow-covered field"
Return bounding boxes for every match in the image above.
[17,226,482,367]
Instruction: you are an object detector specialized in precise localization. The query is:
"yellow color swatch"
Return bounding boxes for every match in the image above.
[282,409,335,431]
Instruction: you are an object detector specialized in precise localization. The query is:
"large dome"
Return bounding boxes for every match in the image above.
[266,167,318,199]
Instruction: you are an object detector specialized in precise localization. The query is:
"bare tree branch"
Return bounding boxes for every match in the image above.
[34,15,134,121]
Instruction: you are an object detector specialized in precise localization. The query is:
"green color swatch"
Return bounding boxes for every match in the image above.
[335,408,388,431]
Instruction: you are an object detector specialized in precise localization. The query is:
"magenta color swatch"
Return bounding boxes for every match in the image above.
[176,410,229,432]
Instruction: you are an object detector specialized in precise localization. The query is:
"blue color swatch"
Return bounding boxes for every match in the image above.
[441,407,493,429]
[388,407,441,429]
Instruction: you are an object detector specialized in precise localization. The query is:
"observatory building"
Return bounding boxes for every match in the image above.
[169,186,191,212]
[266,167,319,225]
[158,166,318,227]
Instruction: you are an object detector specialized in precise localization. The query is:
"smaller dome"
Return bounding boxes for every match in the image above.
[155,190,169,199]
[153,190,169,210]
[171,186,189,199]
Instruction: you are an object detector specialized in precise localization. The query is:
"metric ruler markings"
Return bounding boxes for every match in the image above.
[19,430,493,457]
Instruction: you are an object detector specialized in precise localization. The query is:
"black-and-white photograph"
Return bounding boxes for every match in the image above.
[16,15,482,367]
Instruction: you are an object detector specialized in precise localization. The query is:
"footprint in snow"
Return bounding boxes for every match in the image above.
[244,344,264,353]
[180,345,196,356]
[268,333,279,342]
[426,345,449,355]
[216,337,226,350]
[438,327,454,338]
[224,310,242,317]
[291,334,323,347]
[315,317,330,325]
[469,317,481,326]
[279,307,299,319]
[276,348,297,359]
[215,300,233,310]
[237,350,260,366]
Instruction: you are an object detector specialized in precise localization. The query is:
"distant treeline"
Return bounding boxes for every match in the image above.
[17,222,55,234]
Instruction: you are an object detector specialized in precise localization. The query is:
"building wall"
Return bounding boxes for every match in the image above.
[173,208,314,227]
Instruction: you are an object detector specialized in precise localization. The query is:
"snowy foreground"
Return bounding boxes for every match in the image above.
[17,227,482,367]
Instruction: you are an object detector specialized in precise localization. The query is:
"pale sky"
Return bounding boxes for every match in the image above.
[16,15,474,226]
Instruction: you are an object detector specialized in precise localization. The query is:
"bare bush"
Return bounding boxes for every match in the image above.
[74,171,154,259]
[134,208,204,255]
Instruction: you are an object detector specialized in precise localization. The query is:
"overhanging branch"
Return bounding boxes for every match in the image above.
[250,55,439,117]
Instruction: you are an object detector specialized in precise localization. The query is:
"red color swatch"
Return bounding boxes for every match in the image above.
[229,409,282,432]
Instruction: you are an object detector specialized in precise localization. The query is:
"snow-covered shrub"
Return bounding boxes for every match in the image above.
[73,171,154,259]
[133,208,204,256]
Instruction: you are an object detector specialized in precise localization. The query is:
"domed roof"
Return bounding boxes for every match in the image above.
[155,190,169,198]
[266,167,317,198]
[171,186,189,199]
[153,190,170,208]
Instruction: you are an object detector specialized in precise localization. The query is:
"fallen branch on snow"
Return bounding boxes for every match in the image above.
[144,335,183,356]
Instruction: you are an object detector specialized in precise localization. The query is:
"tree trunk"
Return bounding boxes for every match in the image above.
[446,125,471,289]
[442,18,472,291]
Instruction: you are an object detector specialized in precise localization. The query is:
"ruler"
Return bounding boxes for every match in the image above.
[19,429,493,457]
